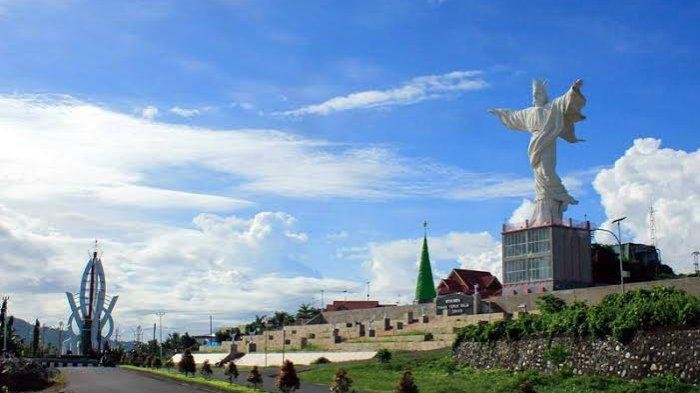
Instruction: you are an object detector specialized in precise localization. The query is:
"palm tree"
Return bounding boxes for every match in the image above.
[296,304,320,320]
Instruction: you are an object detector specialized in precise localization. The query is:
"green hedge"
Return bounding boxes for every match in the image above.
[454,287,700,347]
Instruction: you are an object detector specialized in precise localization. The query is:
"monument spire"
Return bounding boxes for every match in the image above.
[415,221,437,303]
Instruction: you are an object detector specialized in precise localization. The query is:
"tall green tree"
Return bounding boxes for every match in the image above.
[245,315,267,334]
[296,304,320,320]
[415,236,436,303]
[0,297,7,328]
[270,311,295,329]
[31,319,40,357]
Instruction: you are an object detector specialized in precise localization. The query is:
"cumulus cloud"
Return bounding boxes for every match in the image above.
[593,138,700,273]
[0,205,354,332]
[363,231,501,304]
[277,70,487,116]
[509,199,535,223]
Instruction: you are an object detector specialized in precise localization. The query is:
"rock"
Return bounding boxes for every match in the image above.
[650,364,658,371]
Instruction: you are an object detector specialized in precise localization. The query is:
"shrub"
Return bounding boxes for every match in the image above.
[330,368,354,393]
[247,365,263,388]
[178,349,196,376]
[152,357,162,369]
[536,294,567,313]
[394,370,419,393]
[375,348,392,363]
[0,358,58,391]
[311,357,331,364]
[454,287,700,347]
[543,344,570,365]
[276,360,300,392]
[164,358,174,369]
[224,361,239,383]
[200,359,213,378]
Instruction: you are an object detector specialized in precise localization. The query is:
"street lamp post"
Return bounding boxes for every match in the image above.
[58,321,64,356]
[591,227,625,293]
[155,312,165,359]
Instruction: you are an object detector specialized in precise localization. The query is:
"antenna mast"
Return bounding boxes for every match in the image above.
[648,202,657,247]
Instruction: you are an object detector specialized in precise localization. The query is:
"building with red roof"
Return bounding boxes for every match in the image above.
[437,268,502,298]
[323,300,386,312]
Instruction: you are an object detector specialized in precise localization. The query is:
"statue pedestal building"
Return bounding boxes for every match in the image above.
[501,218,591,296]
[490,78,592,297]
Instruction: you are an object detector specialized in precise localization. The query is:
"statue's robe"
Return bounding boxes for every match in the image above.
[493,86,586,223]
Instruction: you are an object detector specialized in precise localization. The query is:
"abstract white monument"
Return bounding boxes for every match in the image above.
[489,79,586,224]
[65,249,118,354]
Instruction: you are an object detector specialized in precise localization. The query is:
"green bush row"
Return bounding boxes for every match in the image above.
[454,286,700,347]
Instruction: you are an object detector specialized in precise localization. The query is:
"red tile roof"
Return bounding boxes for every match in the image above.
[437,269,502,298]
[324,300,381,312]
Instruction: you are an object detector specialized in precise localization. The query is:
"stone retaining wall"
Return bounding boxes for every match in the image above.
[454,327,699,383]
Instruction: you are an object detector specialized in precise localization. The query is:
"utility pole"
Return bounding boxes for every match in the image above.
[155,312,165,359]
[209,315,213,337]
[693,251,699,276]
[114,326,120,344]
[153,323,156,342]
[366,281,370,300]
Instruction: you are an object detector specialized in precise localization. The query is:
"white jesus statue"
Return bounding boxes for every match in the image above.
[489,79,586,224]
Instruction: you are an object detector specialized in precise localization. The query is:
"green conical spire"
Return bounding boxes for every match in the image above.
[415,234,437,303]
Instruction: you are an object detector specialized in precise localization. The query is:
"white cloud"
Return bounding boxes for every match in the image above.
[169,106,214,117]
[140,105,159,120]
[593,138,700,273]
[0,205,353,333]
[230,102,255,111]
[509,199,535,223]
[277,70,487,116]
[363,231,501,304]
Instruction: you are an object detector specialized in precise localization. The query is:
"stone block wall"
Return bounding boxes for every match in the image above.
[454,327,699,383]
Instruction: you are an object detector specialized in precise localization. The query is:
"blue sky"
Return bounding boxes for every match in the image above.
[0,1,698,332]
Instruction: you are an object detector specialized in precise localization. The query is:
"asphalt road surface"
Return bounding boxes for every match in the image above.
[61,367,216,393]
[60,366,330,393]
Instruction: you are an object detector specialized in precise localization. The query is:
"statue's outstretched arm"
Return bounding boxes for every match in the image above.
[488,108,529,132]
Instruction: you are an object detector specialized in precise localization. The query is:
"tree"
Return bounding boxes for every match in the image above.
[31,319,40,357]
[178,349,196,376]
[330,368,355,393]
[215,327,241,343]
[152,357,162,368]
[395,370,419,393]
[0,297,7,332]
[181,332,198,350]
[245,315,267,335]
[247,365,263,388]
[276,360,300,393]
[201,359,213,378]
[224,361,239,383]
[270,312,295,329]
[375,348,392,363]
[295,304,320,320]
[414,236,436,303]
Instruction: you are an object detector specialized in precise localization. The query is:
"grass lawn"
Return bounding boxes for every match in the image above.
[298,349,700,393]
[121,365,265,393]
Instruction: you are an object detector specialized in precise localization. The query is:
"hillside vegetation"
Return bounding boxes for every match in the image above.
[298,349,700,393]
[455,286,700,347]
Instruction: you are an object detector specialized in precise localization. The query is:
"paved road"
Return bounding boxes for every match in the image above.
[61,367,215,393]
[59,367,329,393]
